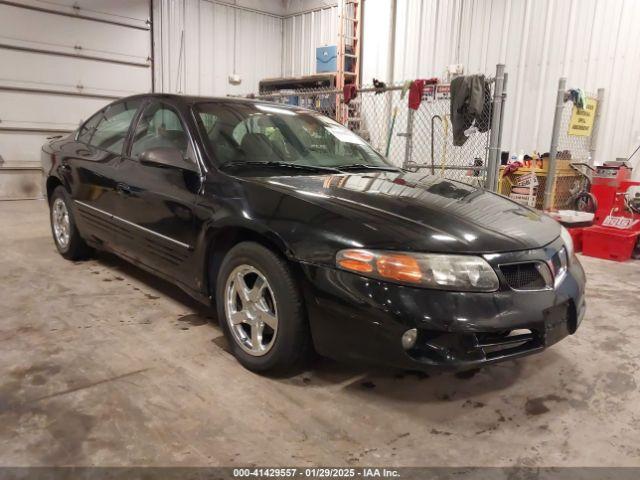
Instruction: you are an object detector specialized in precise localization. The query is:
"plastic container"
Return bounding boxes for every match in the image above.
[582,226,639,262]
[567,227,584,252]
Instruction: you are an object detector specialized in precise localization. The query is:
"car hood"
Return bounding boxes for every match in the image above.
[244,171,560,254]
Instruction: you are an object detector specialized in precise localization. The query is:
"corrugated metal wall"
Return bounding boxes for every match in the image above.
[361,0,640,172]
[153,0,282,96]
[455,0,640,170]
[155,0,640,172]
[282,5,338,77]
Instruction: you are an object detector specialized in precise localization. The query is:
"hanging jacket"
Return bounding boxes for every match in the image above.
[450,74,492,146]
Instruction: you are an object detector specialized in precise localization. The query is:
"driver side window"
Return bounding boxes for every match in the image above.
[130,103,190,159]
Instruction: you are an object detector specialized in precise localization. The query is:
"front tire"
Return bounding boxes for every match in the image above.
[49,186,91,260]
[215,242,311,373]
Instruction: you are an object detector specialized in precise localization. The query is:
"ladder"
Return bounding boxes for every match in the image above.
[336,0,362,125]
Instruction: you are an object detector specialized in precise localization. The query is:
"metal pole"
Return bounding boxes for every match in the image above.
[413,165,488,172]
[494,71,508,189]
[486,64,505,191]
[149,1,155,93]
[589,87,605,167]
[543,77,567,210]
[382,0,397,157]
[386,0,397,84]
[401,109,414,169]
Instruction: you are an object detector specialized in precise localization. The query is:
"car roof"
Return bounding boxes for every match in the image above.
[120,93,312,114]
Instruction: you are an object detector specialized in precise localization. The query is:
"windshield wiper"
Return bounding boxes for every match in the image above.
[337,163,401,172]
[220,161,342,173]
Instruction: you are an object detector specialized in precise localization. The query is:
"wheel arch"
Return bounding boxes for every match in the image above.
[203,224,298,300]
[45,176,65,204]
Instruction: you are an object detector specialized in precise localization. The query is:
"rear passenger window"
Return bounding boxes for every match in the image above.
[89,99,142,154]
[130,103,189,158]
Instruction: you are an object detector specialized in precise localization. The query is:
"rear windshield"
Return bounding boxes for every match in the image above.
[193,101,390,168]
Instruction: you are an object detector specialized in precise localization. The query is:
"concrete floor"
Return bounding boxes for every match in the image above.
[1,199,639,468]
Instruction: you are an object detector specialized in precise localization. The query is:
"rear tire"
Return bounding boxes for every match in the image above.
[215,241,311,373]
[49,186,91,261]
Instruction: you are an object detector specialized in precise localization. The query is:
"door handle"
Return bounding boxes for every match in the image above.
[116,182,131,195]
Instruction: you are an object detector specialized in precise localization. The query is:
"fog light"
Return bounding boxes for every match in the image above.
[401,328,418,350]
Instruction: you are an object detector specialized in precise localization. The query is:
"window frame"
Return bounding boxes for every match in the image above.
[125,100,203,175]
[76,98,144,155]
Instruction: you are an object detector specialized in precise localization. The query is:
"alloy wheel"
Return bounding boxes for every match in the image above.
[224,264,278,356]
[52,198,71,250]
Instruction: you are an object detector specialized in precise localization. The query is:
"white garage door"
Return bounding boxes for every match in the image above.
[0,0,152,199]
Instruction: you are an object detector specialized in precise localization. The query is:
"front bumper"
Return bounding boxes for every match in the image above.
[299,241,586,372]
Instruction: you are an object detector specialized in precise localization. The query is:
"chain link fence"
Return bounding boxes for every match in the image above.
[543,80,604,210]
[254,86,412,168]
[408,82,493,187]
[254,65,506,189]
[498,81,604,211]
[556,91,598,164]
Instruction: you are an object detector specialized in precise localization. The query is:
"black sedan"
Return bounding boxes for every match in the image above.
[42,94,586,373]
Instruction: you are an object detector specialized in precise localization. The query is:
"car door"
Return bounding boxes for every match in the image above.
[70,98,144,249]
[111,100,202,285]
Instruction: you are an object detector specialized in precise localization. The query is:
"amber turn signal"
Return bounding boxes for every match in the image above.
[336,249,374,273]
[337,250,422,283]
[375,254,422,283]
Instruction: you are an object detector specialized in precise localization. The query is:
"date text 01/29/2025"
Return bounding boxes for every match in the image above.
[232,468,401,478]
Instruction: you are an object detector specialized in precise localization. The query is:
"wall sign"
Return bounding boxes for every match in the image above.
[435,84,450,101]
[568,98,597,136]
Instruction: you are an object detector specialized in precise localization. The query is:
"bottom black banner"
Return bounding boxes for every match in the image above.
[0,468,637,480]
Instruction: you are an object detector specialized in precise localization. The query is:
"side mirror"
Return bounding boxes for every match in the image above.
[138,147,197,172]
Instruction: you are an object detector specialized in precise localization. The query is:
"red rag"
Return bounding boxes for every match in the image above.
[502,161,523,178]
[408,79,425,110]
[343,84,357,105]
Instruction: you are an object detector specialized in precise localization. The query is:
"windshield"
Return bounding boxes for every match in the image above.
[194,101,392,169]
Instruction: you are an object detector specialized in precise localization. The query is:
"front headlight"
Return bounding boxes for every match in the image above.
[559,226,574,259]
[336,249,499,292]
